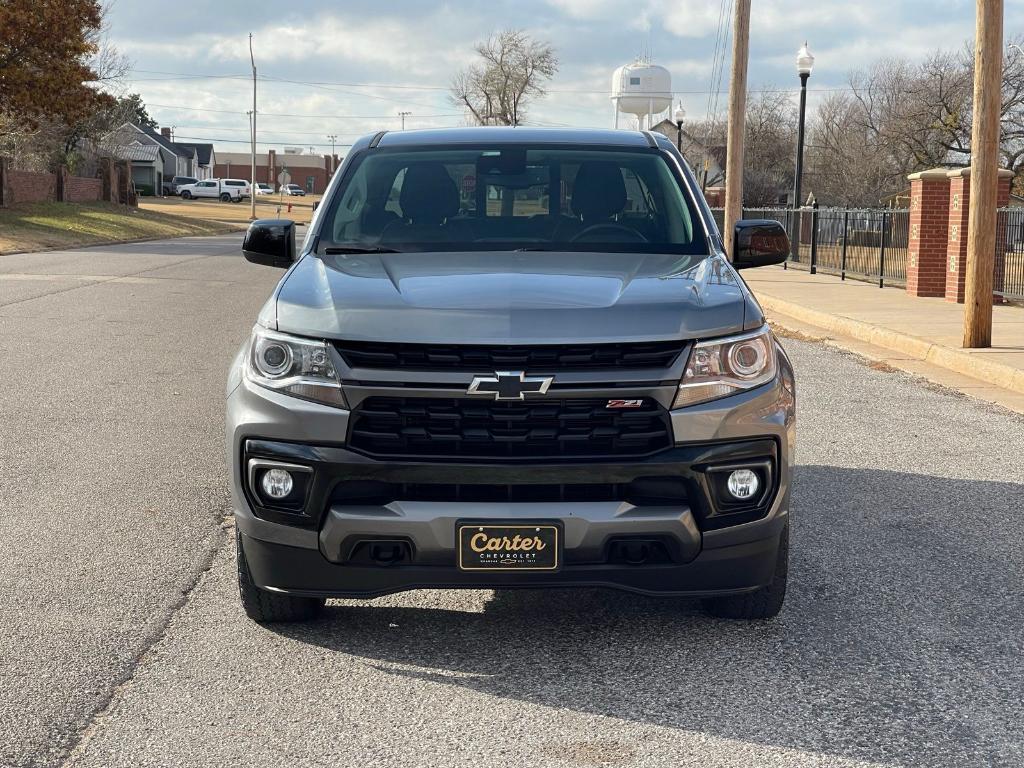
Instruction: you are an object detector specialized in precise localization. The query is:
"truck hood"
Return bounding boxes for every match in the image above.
[273,251,755,344]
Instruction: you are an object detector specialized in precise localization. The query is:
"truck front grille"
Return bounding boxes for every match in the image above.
[334,340,686,372]
[347,397,673,460]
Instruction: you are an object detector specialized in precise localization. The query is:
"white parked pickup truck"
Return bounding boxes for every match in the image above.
[179,179,251,203]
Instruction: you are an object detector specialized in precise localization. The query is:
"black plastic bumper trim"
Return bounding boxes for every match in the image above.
[240,522,784,599]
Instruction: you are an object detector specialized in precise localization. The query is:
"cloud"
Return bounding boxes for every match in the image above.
[106,0,989,150]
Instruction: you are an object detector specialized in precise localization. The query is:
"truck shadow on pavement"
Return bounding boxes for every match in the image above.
[269,465,1024,767]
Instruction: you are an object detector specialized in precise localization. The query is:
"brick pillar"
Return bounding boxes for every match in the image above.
[56,166,68,202]
[945,168,1014,303]
[0,156,8,207]
[268,149,276,186]
[99,158,114,202]
[906,169,950,297]
[993,176,1013,300]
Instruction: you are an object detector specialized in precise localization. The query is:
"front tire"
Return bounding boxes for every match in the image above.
[702,525,789,620]
[181,190,191,199]
[236,529,325,623]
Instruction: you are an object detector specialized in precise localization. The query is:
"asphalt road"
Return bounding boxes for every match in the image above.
[2,236,1023,767]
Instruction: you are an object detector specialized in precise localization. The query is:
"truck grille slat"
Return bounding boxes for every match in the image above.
[348,397,673,460]
[335,341,686,372]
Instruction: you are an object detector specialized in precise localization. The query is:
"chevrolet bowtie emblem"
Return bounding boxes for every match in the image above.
[467,371,554,401]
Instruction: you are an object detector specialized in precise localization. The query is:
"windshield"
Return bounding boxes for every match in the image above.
[318,145,707,254]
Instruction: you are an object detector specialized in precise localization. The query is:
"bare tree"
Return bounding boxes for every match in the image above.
[669,88,796,205]
[806,38,1024,206]
[450,30,558,126]
[742,88,798,205]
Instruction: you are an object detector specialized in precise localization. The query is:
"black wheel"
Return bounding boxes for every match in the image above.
[181,190,191,200]
[702,525,789,620]
[236,529,324,623]
[220,192,231,202]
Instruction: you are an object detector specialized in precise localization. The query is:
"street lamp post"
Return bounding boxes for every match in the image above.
[791,42,815,260]
[673,103,687,153]
[398,111,412,130]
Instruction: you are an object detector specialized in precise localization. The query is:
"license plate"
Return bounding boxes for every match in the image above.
[457,523,561,571]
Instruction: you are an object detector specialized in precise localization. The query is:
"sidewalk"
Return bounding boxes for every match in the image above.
[743,266,1024,408]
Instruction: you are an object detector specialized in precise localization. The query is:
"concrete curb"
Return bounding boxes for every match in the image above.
[0,228,246,258]
[758,294,1024,396]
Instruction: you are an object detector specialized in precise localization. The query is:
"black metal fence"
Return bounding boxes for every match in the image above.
[710,205,911,287]
[997,207,1024,301]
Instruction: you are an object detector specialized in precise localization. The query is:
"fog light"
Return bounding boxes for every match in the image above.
[260,468,293,499]
[726,469,760,500]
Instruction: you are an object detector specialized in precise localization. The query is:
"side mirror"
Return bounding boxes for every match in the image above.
[243,219,296,268]
[733,220,791,270]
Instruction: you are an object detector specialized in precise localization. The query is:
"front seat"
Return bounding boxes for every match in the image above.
[572,161,627,224]
[380,163,461,244]
[554,161,643,243]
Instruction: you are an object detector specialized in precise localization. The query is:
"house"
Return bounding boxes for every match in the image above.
[651,119,726,188]
[175,142,216,179]
[105,144,165,195]
[103,123,200,191]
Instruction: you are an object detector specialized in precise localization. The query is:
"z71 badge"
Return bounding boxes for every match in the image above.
[606,399,644,409]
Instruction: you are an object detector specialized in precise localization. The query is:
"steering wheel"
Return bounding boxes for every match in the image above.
[570,223,648,243]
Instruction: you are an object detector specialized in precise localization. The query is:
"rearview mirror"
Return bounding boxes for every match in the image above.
[243,219,296,268]
[732,220,790,270]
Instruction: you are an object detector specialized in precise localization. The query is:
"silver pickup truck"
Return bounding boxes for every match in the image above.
[229,127,796,623]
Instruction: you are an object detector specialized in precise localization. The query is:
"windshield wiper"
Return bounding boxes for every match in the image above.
[323,245,402,254]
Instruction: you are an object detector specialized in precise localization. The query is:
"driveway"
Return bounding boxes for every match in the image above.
[1,235,1022,767]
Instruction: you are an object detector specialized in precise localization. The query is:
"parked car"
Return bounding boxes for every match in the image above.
[162,176,197,196]
[232,127,795,623]
[255,183,274,196]
[280,183,306,196]
[179,179,249,202]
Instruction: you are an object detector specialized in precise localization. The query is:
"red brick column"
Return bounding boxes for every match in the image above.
[0,156,9,207]
[945,168,1013,303]
[905,170,950,297]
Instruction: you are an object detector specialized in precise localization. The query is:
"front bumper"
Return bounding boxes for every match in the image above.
[226,351,796,598]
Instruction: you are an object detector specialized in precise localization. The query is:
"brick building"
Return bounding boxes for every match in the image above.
[213,150,341,194]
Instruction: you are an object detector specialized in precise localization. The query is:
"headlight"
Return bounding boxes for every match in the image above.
[245,326,347,408]
[673,326,777,408]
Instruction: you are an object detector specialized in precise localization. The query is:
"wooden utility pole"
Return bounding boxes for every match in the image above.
[723,0,751,260]
[963,0,1004,348]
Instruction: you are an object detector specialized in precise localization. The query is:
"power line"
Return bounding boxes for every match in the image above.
[145,102,461,119]
[170,124,441,137]
[127,67,855,97]
[174,134,355,147]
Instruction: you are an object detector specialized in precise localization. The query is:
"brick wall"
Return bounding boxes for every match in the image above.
[0,165,104,205]
[66,176,102,202]
[7,170,56,203]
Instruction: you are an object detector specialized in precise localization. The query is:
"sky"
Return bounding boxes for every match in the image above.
[104,0,1024,155]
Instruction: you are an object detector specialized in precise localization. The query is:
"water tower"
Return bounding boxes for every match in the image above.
[612,59,672,129]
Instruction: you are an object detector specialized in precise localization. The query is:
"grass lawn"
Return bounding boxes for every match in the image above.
[139,194,322,226]
[0,201,242,255]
